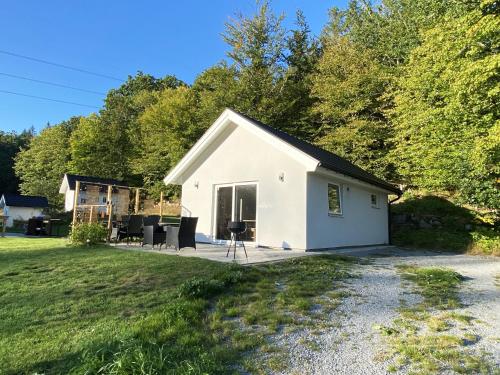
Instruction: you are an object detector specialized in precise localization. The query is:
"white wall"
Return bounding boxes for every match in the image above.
[64,190,75,212]
[180,122,308,249]
[5,207,44,227]
[306,172,389,249]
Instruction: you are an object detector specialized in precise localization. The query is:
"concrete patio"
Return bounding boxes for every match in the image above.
[113,242,395,265]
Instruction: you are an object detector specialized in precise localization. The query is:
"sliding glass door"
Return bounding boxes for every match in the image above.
[215,183,257,242]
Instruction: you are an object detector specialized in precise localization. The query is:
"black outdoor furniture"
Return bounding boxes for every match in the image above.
[142,223,166,249]
[143,215,160,227]
[226,221,248,259]
[118,214,144,244]
[26,218,45,236]
[165,216,198,251]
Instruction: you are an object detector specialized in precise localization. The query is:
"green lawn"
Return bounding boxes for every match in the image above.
[0,237,356,374]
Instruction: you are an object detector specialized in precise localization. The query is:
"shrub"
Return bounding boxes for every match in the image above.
[469,228,500,256]
[69,223,108,245]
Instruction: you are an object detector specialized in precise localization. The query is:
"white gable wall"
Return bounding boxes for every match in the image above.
[64,190,75,212]
[306,172,389,249]
[4,206,44,227]
[180,121,309,249]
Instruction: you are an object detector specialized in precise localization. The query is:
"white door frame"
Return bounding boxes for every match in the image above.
[212,181,259,246]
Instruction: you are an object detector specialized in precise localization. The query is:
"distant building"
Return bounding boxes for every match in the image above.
[0,194,49,227]
[59,174,130,218]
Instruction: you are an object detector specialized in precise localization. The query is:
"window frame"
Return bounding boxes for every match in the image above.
[327,183,343,216]
[370,193,379,208]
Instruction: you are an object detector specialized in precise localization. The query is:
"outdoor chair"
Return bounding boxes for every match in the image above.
[166,216,198,251]
[118,214,144,245]
[142,223,166,249]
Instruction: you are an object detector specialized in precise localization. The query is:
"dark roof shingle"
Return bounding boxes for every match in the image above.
[234,110,401,194]
[65,174,128,190]
[2,194,49,207]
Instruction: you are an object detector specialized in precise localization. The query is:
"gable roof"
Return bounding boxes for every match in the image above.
[62,174,128,191]
[1,194,48,208]
[164,109,401,194]
[234,111,401,194]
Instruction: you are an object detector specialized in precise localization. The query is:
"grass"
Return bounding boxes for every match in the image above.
[391,194,499,256]
[377,265,497,374]
[396,265,463,309]
[0,237,356,374]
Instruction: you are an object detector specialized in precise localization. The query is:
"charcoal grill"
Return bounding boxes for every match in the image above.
[226,221,248,259]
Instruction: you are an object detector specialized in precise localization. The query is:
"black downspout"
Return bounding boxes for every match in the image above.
[388,192,402,245]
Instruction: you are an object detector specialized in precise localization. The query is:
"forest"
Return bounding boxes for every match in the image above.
[1,0,498,211]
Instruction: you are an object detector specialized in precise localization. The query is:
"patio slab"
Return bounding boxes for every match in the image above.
[112,242,394,265]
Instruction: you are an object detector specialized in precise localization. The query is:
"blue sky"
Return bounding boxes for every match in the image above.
[1,1,345,133]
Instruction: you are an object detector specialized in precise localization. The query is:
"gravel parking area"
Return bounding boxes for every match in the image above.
[264,248,500,374]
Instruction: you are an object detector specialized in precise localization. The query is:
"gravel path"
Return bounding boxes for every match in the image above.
[266,248,500,374]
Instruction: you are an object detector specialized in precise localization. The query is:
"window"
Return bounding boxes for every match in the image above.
[371,194,378,208]
[328,183,342,215]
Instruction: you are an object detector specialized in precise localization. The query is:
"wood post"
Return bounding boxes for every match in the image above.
[89,206,94,223]
[134,188,140,214]
[107,185,113,242]
[106,185,112,215]
[107,203,113,243]
[159,191,163,218]
[72,180,80,226]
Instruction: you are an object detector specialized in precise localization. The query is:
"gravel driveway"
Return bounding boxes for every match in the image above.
[266,248,500,374]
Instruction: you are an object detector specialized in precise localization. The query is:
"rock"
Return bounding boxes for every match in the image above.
[419,219,433,229]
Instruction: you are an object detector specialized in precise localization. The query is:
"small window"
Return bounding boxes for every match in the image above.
[371,194,378,208]
[328,183,342,215]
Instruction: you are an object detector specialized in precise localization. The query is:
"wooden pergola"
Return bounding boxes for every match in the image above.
[71,180,166,235]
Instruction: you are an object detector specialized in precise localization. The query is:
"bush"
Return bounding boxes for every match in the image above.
[469,228,500,256]
[69,223,108,245]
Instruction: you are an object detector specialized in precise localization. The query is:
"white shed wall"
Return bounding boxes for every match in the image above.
[180,122,308,249]
[4,206,44,227]
[64,190,75,212]
[306,173,389,249]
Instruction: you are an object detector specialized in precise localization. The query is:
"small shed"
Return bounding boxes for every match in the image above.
[164,109,401,250]
[59,174,130,218]
[0,194,49,227]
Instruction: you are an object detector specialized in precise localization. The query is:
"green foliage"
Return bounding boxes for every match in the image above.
[14,119,76,207]
[0,129,32,195]
[392,1,499,207]
[10,0,498,212]
[69,223,108,245]
[392,194,499,255]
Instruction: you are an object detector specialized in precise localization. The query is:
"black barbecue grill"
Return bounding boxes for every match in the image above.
[226,221,248,259]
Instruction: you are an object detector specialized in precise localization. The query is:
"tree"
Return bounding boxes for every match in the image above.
[312,36,394,179]
[192,62,239,129]
[15,119,77,207]
[392,0,499,208]
[276,11,321,140]
[222,1,287,125]
[134,87,199,197]
[0,129,33,195]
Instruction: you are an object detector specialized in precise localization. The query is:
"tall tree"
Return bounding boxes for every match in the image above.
[276,10,321,140]
[312,37,393,179]
[0,129,33,195]
[134,87,199,197]
[392,0,499,208]
[222,1,287,126]
[14,119,77,207]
